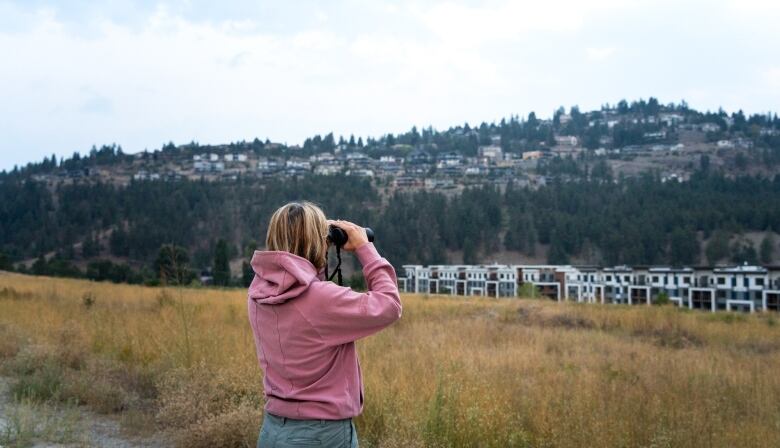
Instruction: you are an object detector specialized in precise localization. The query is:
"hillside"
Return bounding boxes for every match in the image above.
[2,98,780,285]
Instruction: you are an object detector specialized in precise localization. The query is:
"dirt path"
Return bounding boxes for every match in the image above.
[0,377,170,448]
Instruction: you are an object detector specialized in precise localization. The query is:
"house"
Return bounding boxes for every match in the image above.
[659,113,684,126]
[424,178,454,189]
[346,169,374,177]
[643,131,667,140]
[554,136,578,146]
[552,146,583,156]
[478,145,503,160]
[309,153,328,162]
[522,151,543,160]
[394,177,421,188]
[661,173,683,183]
[199,270,214,286]
[406,148,431,165]
[701,123,721,133]
[717,140,734,149]
[764,266,780,311]
[286,159,311,171]
[711,264,768,312]
[436,152,463,167]
[346,152,368,161]
[734,138,754,149]
[397,263,780,314]
[194,161,211,172]
[313,164,341,176]
[257,158,282,174]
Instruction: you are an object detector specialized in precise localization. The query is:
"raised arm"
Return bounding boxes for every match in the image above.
[306,243,402,346]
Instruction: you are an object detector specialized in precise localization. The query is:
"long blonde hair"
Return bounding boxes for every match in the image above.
[266,201,329,270]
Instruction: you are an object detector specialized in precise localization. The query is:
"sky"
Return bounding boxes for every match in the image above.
[1,0,779,171]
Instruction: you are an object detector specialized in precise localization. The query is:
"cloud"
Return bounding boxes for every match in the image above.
[764,67,780,92]
[410,0,628,47]
[79,89,114,115]
[586,46,616,62]
[0,0,778,171]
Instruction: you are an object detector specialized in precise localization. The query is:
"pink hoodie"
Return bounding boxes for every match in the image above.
[247,243,402,420]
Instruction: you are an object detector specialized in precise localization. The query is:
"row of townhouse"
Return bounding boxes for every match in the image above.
[399,263,780,313]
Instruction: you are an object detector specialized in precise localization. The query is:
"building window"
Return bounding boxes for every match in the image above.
[717,277,725,285]
[652,276,659,282]
[756,278,764,286]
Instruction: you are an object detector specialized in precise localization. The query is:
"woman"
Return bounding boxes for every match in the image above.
[247,202,402,447]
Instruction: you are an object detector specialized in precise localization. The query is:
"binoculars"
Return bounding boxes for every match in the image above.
[327,225,375,247]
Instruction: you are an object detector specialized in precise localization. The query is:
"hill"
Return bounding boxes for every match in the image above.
[2,98,780,285]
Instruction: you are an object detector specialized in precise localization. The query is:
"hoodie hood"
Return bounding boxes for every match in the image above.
[249,251,319,304]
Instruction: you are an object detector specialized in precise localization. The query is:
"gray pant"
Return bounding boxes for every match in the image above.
[257,411,358,448]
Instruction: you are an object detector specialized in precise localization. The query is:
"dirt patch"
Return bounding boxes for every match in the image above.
[632,326,704,350]
[0,376,170,448]
[512,304,596,330]
[0,287,34,300]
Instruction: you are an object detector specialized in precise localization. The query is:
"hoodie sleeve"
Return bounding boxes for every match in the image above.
[306,243,402,346]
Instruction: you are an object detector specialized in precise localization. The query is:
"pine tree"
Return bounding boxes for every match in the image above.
[706,230,730,265]
[526,218,537,256]
[213,239,231,286]
[760,234,775,264]
[154,245,192,286]
[0,253,12,271]
[463,238,477,264]
[242,261,254,287]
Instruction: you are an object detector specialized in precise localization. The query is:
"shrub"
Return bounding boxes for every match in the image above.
[10,357,64,402]
[82,292,96,309]
[655,292,670,306]
[156,290,175,308]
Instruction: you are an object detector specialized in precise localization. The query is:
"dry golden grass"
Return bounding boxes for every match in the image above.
[1,271,780,447]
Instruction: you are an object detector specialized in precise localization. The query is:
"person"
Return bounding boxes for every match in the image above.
[247,201,402,448]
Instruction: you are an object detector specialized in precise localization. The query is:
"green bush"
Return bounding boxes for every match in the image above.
[655,292,670,306]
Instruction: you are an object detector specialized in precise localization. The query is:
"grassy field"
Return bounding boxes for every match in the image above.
[1,271,779,447]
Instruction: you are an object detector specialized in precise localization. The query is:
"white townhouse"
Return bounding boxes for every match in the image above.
[648,267,696,308]
[602,266,633,304]
[398,262,780,314]
[764,266,780,312]
[566,266,604,304]
[711,264,769,312]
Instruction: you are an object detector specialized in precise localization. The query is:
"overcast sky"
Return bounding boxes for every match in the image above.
[1,0,779,171]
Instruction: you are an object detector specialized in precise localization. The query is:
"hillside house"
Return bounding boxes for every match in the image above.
[554,135,578,146]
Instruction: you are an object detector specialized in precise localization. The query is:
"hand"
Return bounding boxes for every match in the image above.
[327,219,369,252]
